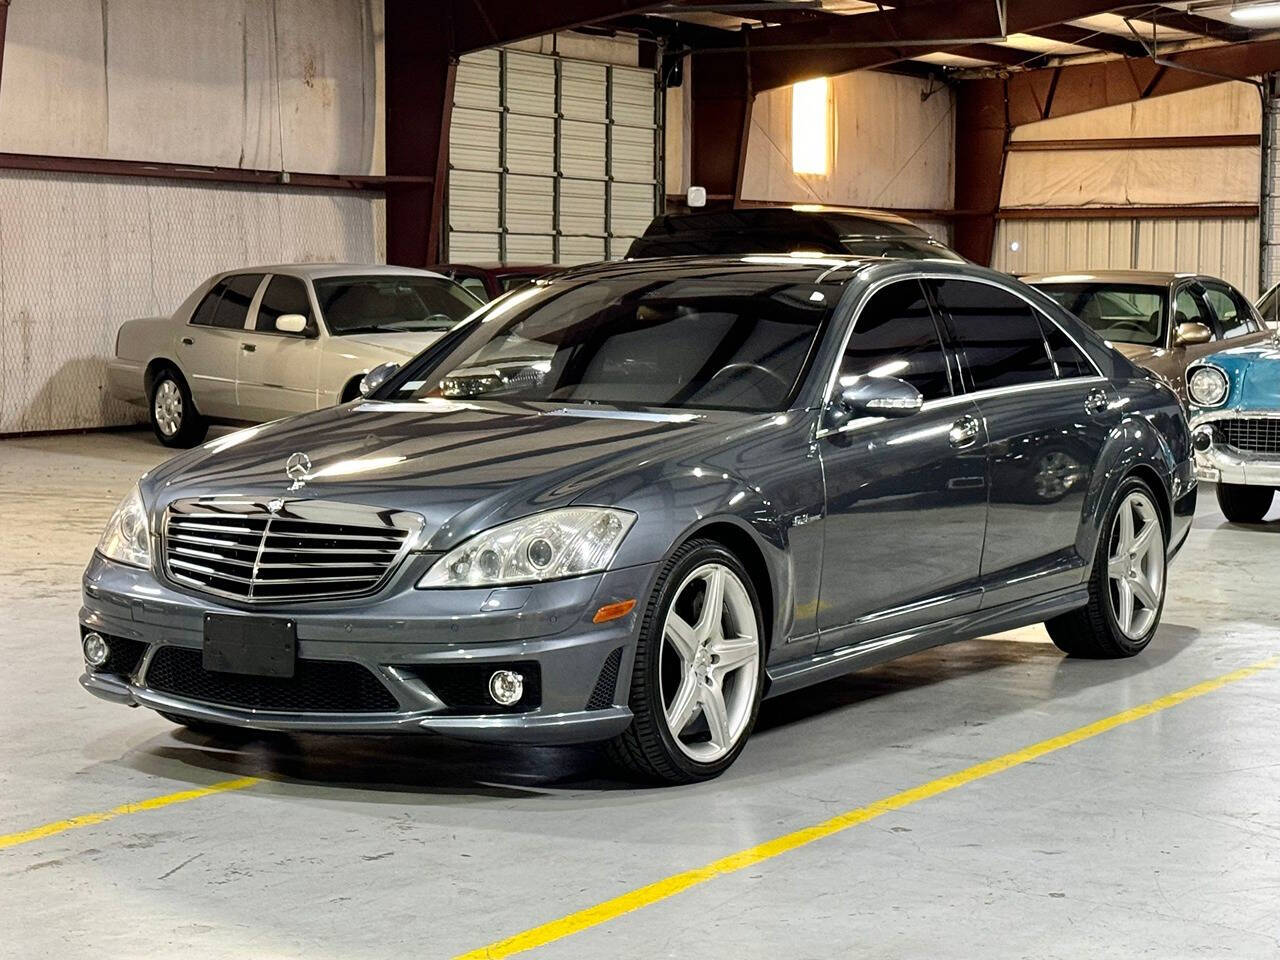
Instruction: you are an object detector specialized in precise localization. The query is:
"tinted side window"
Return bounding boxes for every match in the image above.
[1259,285,1279,327]
[458,276,489,301]
[189,282,226,327]
[255,276,313,333]
[932,280,1054,390]
[837,280,952,401]
[1174,287,1215,338]
[1201,282,1255,339]
[1038,316,1094,379]
[211,273,264,330]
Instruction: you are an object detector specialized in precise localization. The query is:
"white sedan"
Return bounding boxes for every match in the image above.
[107,264,480,446]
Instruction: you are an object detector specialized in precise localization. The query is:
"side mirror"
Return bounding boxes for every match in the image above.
[1174,321,1212,347]
[275,314,308,335]
[830,375,923,427]
[358,360,400,398]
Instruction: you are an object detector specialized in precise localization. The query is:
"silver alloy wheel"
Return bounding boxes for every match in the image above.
[153,379,183,437]
[1107,490,1165,640]
[659,562,760,762]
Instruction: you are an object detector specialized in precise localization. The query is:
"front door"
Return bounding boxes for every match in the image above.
[235,274,323,420]
[816,279,988,650]
[929,278,1117,607]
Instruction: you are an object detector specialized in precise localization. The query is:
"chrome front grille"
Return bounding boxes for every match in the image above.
[163,498,423,602]
[1219,418,1280,456]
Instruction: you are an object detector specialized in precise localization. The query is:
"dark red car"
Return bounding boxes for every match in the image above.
[430,262,557,302]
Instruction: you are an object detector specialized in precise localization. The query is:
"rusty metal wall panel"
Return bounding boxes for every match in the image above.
[0,171,381,434]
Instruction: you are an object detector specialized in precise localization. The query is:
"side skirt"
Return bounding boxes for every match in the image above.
[763,585,1089,699]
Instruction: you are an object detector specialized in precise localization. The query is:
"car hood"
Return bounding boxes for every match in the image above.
[145,399,769,550]
[1194,339,1280,411]
[332,331,445,359]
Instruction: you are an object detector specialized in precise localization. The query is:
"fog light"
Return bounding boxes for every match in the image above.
[488,669,524,706]
[1193,427,1213,452]
[82,632,109,667]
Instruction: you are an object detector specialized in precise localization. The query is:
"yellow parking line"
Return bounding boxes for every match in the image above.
[0,777,261,851]
[453,655,1280,960]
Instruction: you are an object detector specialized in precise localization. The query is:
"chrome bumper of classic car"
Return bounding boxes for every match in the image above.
[1191,411,1280,486]
[79,551,651,744]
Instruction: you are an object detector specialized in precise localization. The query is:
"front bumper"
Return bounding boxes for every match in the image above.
[1191,413,1280,486]
[79,553,655,744]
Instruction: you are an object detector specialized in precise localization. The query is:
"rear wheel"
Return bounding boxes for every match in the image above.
[1216,482,1274,524]
[607,540,764,784]
[1046,477,1166,658]
[149,368,208,448]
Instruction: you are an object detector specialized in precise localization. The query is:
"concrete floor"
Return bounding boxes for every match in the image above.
[2,428,1280,960]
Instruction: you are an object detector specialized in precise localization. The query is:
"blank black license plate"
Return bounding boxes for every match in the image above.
[203,614,296,678]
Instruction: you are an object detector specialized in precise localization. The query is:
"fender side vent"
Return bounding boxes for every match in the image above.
[586,647,623,711]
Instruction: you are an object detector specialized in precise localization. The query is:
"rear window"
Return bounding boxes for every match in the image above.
[314,276,480,335]
[1035,283,1166,347]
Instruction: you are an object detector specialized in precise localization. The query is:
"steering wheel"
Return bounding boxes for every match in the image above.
[707,361,790,393]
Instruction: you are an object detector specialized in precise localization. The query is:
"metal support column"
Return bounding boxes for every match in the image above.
[1260,73,1279,296]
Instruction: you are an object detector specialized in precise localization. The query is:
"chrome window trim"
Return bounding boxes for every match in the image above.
[818,271,1107,436]
[818,376,1107,438]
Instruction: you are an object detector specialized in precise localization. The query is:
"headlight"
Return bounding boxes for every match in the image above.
[418,507,635,588]
[96,483,151,569]
[1187,366,1228,407]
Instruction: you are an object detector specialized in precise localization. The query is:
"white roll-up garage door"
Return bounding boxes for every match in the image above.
[447,47,661,265]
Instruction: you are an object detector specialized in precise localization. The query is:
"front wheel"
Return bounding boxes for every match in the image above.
[1216,483,1274,524]
[607,540,765,784]
[1046,477,1167,658]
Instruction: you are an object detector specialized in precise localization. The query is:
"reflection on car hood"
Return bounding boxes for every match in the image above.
[334,331,445,359]
[145,400,765,549]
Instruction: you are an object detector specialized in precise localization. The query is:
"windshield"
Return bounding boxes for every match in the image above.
[386,270,840,412]
[315,276,480,335]
[1034,283,1166,346]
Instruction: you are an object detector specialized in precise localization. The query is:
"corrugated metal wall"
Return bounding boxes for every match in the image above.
[447,46,660,265]
[0,172,381,435]
[993,216,1260,294]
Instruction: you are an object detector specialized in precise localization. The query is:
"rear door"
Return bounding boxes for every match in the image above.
[180,274,262,418]
[929,278,1118,607]
[235,274,323,420]
[816,278,988,650]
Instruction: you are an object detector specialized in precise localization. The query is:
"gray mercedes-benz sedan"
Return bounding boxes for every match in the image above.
[80,256,1195,783]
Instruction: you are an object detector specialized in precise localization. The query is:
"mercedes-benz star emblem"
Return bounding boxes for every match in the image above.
[285,452,312,491]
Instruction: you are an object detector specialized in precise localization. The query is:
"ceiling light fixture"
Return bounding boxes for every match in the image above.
[1230,1,1280,22]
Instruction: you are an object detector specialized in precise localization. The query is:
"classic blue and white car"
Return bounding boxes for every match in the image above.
[1187,334,1280,522]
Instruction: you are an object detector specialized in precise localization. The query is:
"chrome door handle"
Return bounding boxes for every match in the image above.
[241,343,256,353]
[949,414,981,449]
[1084,388,1108,415]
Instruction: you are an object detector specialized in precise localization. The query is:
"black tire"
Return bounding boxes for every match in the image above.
[606,539,766,785]
[1045,476,1167,659]
[1216,482,1274,524]
[340,376,364,403]
[148,367,209,448]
